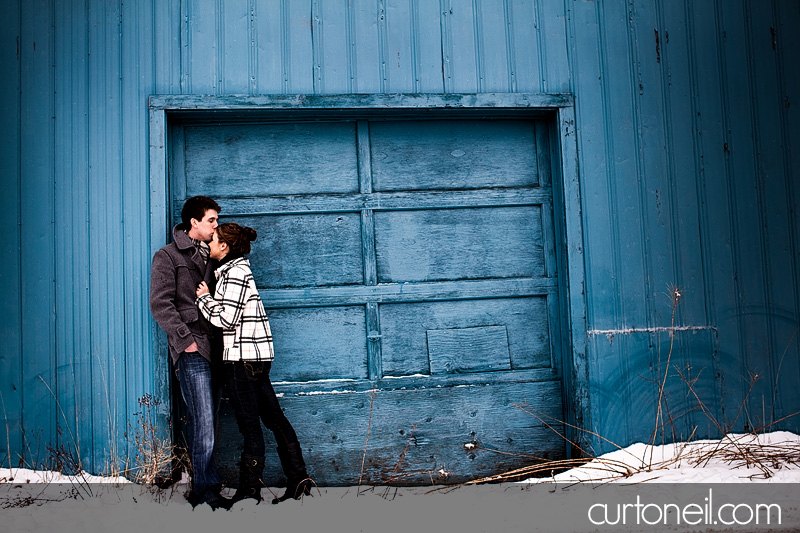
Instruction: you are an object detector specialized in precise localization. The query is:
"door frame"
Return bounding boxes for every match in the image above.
[147,93,589,456]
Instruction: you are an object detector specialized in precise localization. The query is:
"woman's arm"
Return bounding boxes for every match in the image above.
[196,269,248,329]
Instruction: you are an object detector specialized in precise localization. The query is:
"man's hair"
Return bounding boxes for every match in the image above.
[181,196,221,227]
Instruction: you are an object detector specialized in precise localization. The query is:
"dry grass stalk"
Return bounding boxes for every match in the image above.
[1,486,82,510]
[442,430,800,490]
[513,403,645,467]
[128,394,185,496]
[426,456,637,493]
[377,425,417,498]
[447,286,800,490]
[649,285,682,461]
[357,386,377,495]
[367,424,452,496]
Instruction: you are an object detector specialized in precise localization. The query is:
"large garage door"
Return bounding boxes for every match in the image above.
[170,115,566,486]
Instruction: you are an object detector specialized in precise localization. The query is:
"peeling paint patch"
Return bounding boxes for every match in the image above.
[588,325,718,344]
[273,378,358,385]
[296,389,359,396]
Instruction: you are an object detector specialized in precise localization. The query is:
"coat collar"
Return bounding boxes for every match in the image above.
[172,224,207,271]
[215,256,250,279]
[172,224,197,249]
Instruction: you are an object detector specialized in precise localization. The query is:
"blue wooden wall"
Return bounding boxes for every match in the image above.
[572,0,800,451]
[1,0,798,476]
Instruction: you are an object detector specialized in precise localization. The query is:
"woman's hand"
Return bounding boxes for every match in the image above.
[196,281,210,297]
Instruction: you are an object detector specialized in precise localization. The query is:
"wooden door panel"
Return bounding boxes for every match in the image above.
[184,122,359,197]
[217,378,564,486]
[237,213,364,289]
[266,305,369,382]
[369,120,541,191]
[426,325,512,374]
[379,297,553,377]
[374,206,545,283]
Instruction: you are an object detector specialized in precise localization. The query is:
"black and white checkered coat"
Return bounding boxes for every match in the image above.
[196,256,274,362]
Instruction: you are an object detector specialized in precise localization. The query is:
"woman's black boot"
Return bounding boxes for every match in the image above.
[231,453,265,504]
[272,443,313,504]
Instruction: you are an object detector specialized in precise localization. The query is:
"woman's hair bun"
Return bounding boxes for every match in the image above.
[216,222,257,256]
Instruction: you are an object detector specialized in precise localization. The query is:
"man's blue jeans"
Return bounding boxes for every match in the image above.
[176,351,221,500]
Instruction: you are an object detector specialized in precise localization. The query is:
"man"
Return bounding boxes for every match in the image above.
[149,195,231,510]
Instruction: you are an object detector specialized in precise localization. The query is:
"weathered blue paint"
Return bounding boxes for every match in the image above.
[160,104,570,483]
[569,0,800,449]
[2,0,799,483]
[0,0,23,462]
[19,0,57,468]
[54,0,92,471]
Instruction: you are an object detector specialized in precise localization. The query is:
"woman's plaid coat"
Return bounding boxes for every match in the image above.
[196,256,274,362]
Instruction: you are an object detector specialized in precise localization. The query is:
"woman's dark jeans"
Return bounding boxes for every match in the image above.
[224,361,301,460]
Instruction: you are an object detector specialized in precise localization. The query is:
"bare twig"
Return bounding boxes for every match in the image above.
[379,425,416,498]
[37,376,82,473]
[513,404,642,465]
[772,326,799,420]
[37,376,92,497]
[357,386,377,495]
[649,286,681,462]
[0,390,12,476]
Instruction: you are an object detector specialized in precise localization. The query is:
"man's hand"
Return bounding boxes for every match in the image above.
[185,341,199,353]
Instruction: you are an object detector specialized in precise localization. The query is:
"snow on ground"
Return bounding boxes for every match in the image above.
[1,432,799,533]
[530,431,800,484]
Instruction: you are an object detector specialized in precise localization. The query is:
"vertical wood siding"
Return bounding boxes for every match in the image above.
[0,0,23,461]
[2,0,799,473]
[569,0,800,447]
[54,0,91,470]
[20,0,57,466]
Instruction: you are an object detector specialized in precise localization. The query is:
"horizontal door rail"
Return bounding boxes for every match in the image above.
[150,92,573,112]
[272,367,562,395]
[260,277,558,308]
[187,187,553,217]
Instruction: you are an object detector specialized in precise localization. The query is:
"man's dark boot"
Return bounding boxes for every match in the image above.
[231,453,265,504]
[272,442,313,504]
[188,489,233,511]
[205,492,234,511]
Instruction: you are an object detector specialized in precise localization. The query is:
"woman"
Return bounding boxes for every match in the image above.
[195,222,313,504]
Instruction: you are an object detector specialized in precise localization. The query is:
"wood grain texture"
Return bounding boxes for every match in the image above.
[235,212,364,289]
[148,92,574,110]
[374,206,545,283]
[259,277,557,308]
[370,119,540,191]
[183,122,359,197]
[426,326,511,374]
[216,378,565,486]
[218,188,552,215]
[380,297,552,377]
[267,305,369,382]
